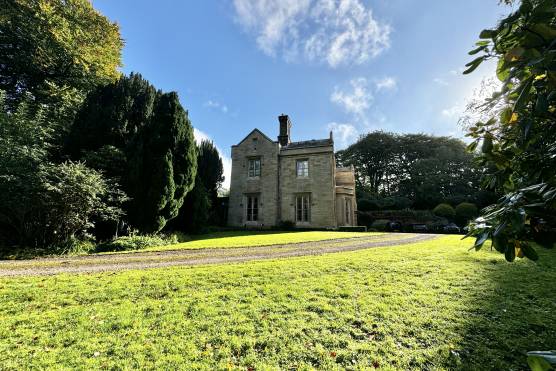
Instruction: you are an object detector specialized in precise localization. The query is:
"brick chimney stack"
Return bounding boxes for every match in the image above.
[278,114,291,146]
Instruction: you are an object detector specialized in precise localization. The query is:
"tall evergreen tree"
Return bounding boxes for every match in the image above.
[127,92,197,232]
[197,140,224,204]
[67,74,197,233]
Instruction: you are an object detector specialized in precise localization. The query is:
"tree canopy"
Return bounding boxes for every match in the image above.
[0,0,123,107]
[336,131,487,209]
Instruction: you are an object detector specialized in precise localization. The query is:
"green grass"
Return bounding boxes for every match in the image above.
[133,230,382,253]
[1,235,555,369]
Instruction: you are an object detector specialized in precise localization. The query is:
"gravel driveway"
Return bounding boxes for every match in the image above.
[0,233,438,277]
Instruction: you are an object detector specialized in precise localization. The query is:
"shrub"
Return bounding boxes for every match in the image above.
[370,219,390,231]
[433,203,456,220]
[455,202,479,226]
[96,233,178,252]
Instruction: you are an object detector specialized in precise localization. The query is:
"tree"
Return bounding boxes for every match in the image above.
[196,140,224,203]
[0,0,123,108]
[65,73,159,158]
[464,0,556,261]
[124,92,197,232]
[0,93,126,248]
[337,131,484,209]
[169,140,224,231]
[67,75,198,233]
[170,176,212,234]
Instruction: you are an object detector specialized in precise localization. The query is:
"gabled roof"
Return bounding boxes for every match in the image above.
[233,128,275,147]
[281,138,333,150]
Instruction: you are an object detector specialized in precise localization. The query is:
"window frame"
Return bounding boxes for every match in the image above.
[295,194,310,223]
[248,158,261,178]
[345,197,351,225]
[246,194,259,222]
[296,159,309,178]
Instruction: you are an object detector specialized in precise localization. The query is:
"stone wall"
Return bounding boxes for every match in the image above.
[227,130,280,227]
[278,146,337,228]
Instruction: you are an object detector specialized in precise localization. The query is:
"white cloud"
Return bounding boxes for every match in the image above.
[441,104,463,118]
[330,77,372,116]
[433,77,449,86]
[233,0,391,67]
[328,122,358,148]
[193,128,232,190]
[204,100,229,114]
[375,76,397,91]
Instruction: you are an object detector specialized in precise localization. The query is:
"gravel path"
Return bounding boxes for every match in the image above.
[0,233,438,277]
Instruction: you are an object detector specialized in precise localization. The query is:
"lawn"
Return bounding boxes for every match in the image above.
[0,235,555,370]
[135,230,382,253]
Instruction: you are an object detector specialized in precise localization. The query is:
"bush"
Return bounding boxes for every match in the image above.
[370,219,390,231]
[433,203,456,220]
[455,202,479,226]
[95,233,178,252]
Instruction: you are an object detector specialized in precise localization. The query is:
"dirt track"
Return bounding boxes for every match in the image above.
[0,233,438,277]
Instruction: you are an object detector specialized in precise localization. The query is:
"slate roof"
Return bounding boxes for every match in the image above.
[281,138,333,150]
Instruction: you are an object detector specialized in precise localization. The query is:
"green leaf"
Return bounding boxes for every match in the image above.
[500,107,513,123]
[466,140,479,152]
[513,78,534,111]
[479,29,496,39]
[469,45,487,55]
[474,232,489,250]
[521,243,539,261]
[527,355,553,371]
[496,58,510,82]
[481,136,493,154]
[463,56,485,75]
[505,244,516,262]
[492,235,507,253]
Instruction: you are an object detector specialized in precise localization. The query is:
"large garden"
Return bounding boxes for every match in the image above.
[1,235,555,369]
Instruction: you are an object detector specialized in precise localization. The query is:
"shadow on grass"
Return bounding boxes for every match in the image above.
[451,246,556,370]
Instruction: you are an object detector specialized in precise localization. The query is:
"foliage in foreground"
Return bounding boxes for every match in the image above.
[0,236,554,369]
[464,0,556,260]
[0,94,126,248]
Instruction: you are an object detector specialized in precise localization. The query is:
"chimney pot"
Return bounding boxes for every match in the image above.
[278,114,291,146]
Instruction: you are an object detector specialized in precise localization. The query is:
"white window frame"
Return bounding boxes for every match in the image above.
[248,158,261,178]
[295,194,310,223]
[296,159,309,178]
[246,195,259,222]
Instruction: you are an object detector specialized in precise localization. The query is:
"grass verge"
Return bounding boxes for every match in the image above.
[0,235,554,369]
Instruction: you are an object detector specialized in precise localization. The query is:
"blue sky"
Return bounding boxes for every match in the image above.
[93,0,512,188]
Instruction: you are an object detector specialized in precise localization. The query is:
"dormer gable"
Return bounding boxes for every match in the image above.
[233,128,275,147]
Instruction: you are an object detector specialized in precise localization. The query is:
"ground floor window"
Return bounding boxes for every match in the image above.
[246,195,259,221]
[345,198,352,225]
[296,195,310,223]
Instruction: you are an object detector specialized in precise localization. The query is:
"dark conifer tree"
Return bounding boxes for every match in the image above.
[127,92,197,232]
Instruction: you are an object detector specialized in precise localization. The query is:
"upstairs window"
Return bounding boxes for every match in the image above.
[248,158,261,177]
[246,195,259,221]
[296,159,309,177]
[296,194,310,223]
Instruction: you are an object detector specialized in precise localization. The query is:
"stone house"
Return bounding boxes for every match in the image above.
[227,114,357,228]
